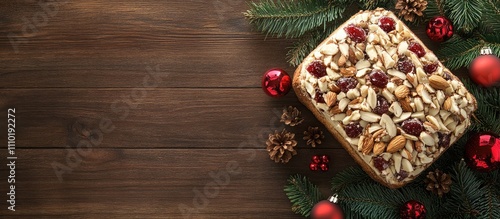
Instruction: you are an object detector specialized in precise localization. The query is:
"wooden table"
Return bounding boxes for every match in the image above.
[0,1,454,218]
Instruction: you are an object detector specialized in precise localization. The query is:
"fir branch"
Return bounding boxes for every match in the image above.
[480,0,500,40]
[358,0,394,10]
[244,0,349,39]
[463,79,500,134]
[284,174,324,217]
[445,160,487,217]
[445,0,483,34]
[331,166,371,192]
[425,0,445,18]
[437,35,500,69]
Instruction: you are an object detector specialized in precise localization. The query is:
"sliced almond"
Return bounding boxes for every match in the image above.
[389,101,403,117]
[387,135,406,153]
[393,112,412,123]
[320,44,339,56]
[339,43,349,57]
[355,59,371,70]
[387,69,407,80]
[360,111,381,123]
[401,158,414,172]
[338,98,350,112]
[380,114,397,138]
[420,132,435,146]
[429,75,449,90]
[361,136,375,155]
[367,87,377,109]
[330,105,342,114]
[400,97,413,112]
[393,152,402,173]
[338,55,347,67]
[443,97,452,110]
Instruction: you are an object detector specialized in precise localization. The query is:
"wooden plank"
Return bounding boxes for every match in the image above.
[0,149,357,218]
[0,88,345,149]
[0,0,292,88]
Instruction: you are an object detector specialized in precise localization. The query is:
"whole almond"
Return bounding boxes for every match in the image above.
[329,83,341,93]
[386,135,406,153]
[324,92,337,107]
[373,142,386,155]
[361,137,375,155]
[394,85,410,99]
[443,97,452,110]
[429,75,450,90]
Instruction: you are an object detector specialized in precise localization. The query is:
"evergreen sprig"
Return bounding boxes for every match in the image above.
[244,0,348,38]
[284,174,324,217]
[445,0,483,34]
[437,35,500,70]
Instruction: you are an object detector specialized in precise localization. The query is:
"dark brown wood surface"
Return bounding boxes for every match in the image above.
[0,1,457,218]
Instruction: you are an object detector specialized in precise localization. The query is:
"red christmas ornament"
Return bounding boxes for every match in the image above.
[426,16,453,42]
[309,163,319,171]
[400,200,427,219]
[465,132,500,172]
[261,68,291,97]
[469,47,500,87]
[311,195,344,219]
[320,163,329,172]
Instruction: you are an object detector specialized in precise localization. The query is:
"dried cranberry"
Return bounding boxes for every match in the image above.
[401,118,424,136]
[396,170,409,181]
[397,57,415,73]
[344,122,363,138]
[373,156,390,171]
[336,77,358,92]
[314,91,325,103]
[408,41,426,57]
[373,96,390,115]
[344,24,366,43]
[307,61,327,78]
[378,16,396,32]
[369,69,389,88]
[423,62,439,74]
[438,132,451,148]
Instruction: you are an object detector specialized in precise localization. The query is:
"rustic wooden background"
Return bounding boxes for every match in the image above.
[0,1,459,218]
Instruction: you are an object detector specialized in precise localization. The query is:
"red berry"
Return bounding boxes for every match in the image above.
[309,163,319,171]
[344,24,366,43]
[408,42,426,57]
[319,163,329,171]
[397,57,415,74]
[396,170,409,181]
[314,91,325,103]
[423,62,439,74]
[373,156,390,171]
[401,118,424,136]
[307,61,327,78]
[321,155,329,164]
[345,122,363,138]
[369,69,389,88]
[312,155,321,164]
[373,96,390,115]
[336,77,358,92]
[438,132,451,148]
[378,16,396,32]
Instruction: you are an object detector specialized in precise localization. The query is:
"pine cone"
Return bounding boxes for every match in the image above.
[266,129,298,163]
[280,106,304,126]
[424,169,452,197]
[303,126,324,148]
[395,0,428,22]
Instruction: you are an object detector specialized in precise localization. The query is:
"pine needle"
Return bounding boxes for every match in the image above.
[284,174,324,217]
[437,35,500,69]
[445,0,483,34]
[244,0,349,39]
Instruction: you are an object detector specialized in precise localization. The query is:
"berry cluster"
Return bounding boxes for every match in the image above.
[309,155,330,172]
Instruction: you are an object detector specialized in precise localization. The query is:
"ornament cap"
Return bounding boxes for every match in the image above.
[328,194,339,203]
[480,46,493,55]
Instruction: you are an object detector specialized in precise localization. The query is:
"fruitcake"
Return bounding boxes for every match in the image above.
[292,8,477,188]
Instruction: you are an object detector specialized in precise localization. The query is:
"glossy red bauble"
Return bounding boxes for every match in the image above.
[320,163,329,172]
[469,54,500,87]
[400,200,427,219]
[312,155,322,164]
[465,132,500,172]
[311,200,344,219]
[261,68,291,97]
[426,16,453,42]
[309,163,319,171]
